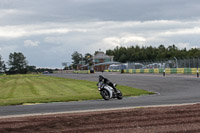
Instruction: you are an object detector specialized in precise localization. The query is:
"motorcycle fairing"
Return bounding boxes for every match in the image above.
[103,85,113,98]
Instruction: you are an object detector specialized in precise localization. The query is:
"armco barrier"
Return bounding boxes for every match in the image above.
[104,70,109,72]
[177,68,184,74]
[144,69,149,73]
[154,69,159,74]
[171,68,177,74]
[140,69,144,73]
[129,69,133,73]
[73,70,90,74]
[184,68,191,74]
[192,68,197,74]
[106,68,198,75]
[149,69,154,73]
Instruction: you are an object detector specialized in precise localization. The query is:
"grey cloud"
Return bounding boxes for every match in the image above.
[1,0,200,25]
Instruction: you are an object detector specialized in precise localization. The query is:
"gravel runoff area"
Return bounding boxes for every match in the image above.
[1,103,200,133]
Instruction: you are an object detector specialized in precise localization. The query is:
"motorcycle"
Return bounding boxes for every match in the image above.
[97,81,123,100]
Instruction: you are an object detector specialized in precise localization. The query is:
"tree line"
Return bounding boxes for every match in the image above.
[70,44,200,69]
[106,45,200,63]
[0,52,56,74]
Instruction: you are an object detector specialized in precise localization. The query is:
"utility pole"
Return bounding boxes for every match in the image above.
[174,57,178,68]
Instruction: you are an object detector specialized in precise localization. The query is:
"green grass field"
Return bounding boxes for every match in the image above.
[0,74,154,106]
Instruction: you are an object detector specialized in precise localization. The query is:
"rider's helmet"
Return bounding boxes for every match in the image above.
[99,75,104,81]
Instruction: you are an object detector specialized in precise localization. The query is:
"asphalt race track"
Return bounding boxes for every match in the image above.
[0,73,200,117]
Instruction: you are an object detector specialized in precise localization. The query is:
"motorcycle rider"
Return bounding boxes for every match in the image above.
[99,75,118,93]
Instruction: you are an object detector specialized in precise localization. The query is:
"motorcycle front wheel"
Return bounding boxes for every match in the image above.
[100,89,110,100]
[117,90,123,100]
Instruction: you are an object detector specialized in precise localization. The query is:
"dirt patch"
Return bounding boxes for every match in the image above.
[1,104,200,133]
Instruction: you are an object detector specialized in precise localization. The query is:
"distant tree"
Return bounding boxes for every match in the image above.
[63,64,73,70]
[7,52,28,74]
[83,53,92,64]
[3,64,6,73]
[27,65,36,73]
[71,51,82,69]
[188,48,200,57]
[94,51,99,55]
[68,65,73,70]
[106,49,114,56]
[63,66,71,70]
[0,55,5,73]
[36,68,53,73]
[54,68,59,71]
[63,66,67,70]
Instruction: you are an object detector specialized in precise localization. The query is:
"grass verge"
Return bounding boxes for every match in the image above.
[0,74,154,106]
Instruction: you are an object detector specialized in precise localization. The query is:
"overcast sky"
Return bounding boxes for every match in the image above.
[0,0,200,68]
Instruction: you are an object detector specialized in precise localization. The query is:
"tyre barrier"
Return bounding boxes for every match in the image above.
[106,68,199,76]
[73,70,91,74]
